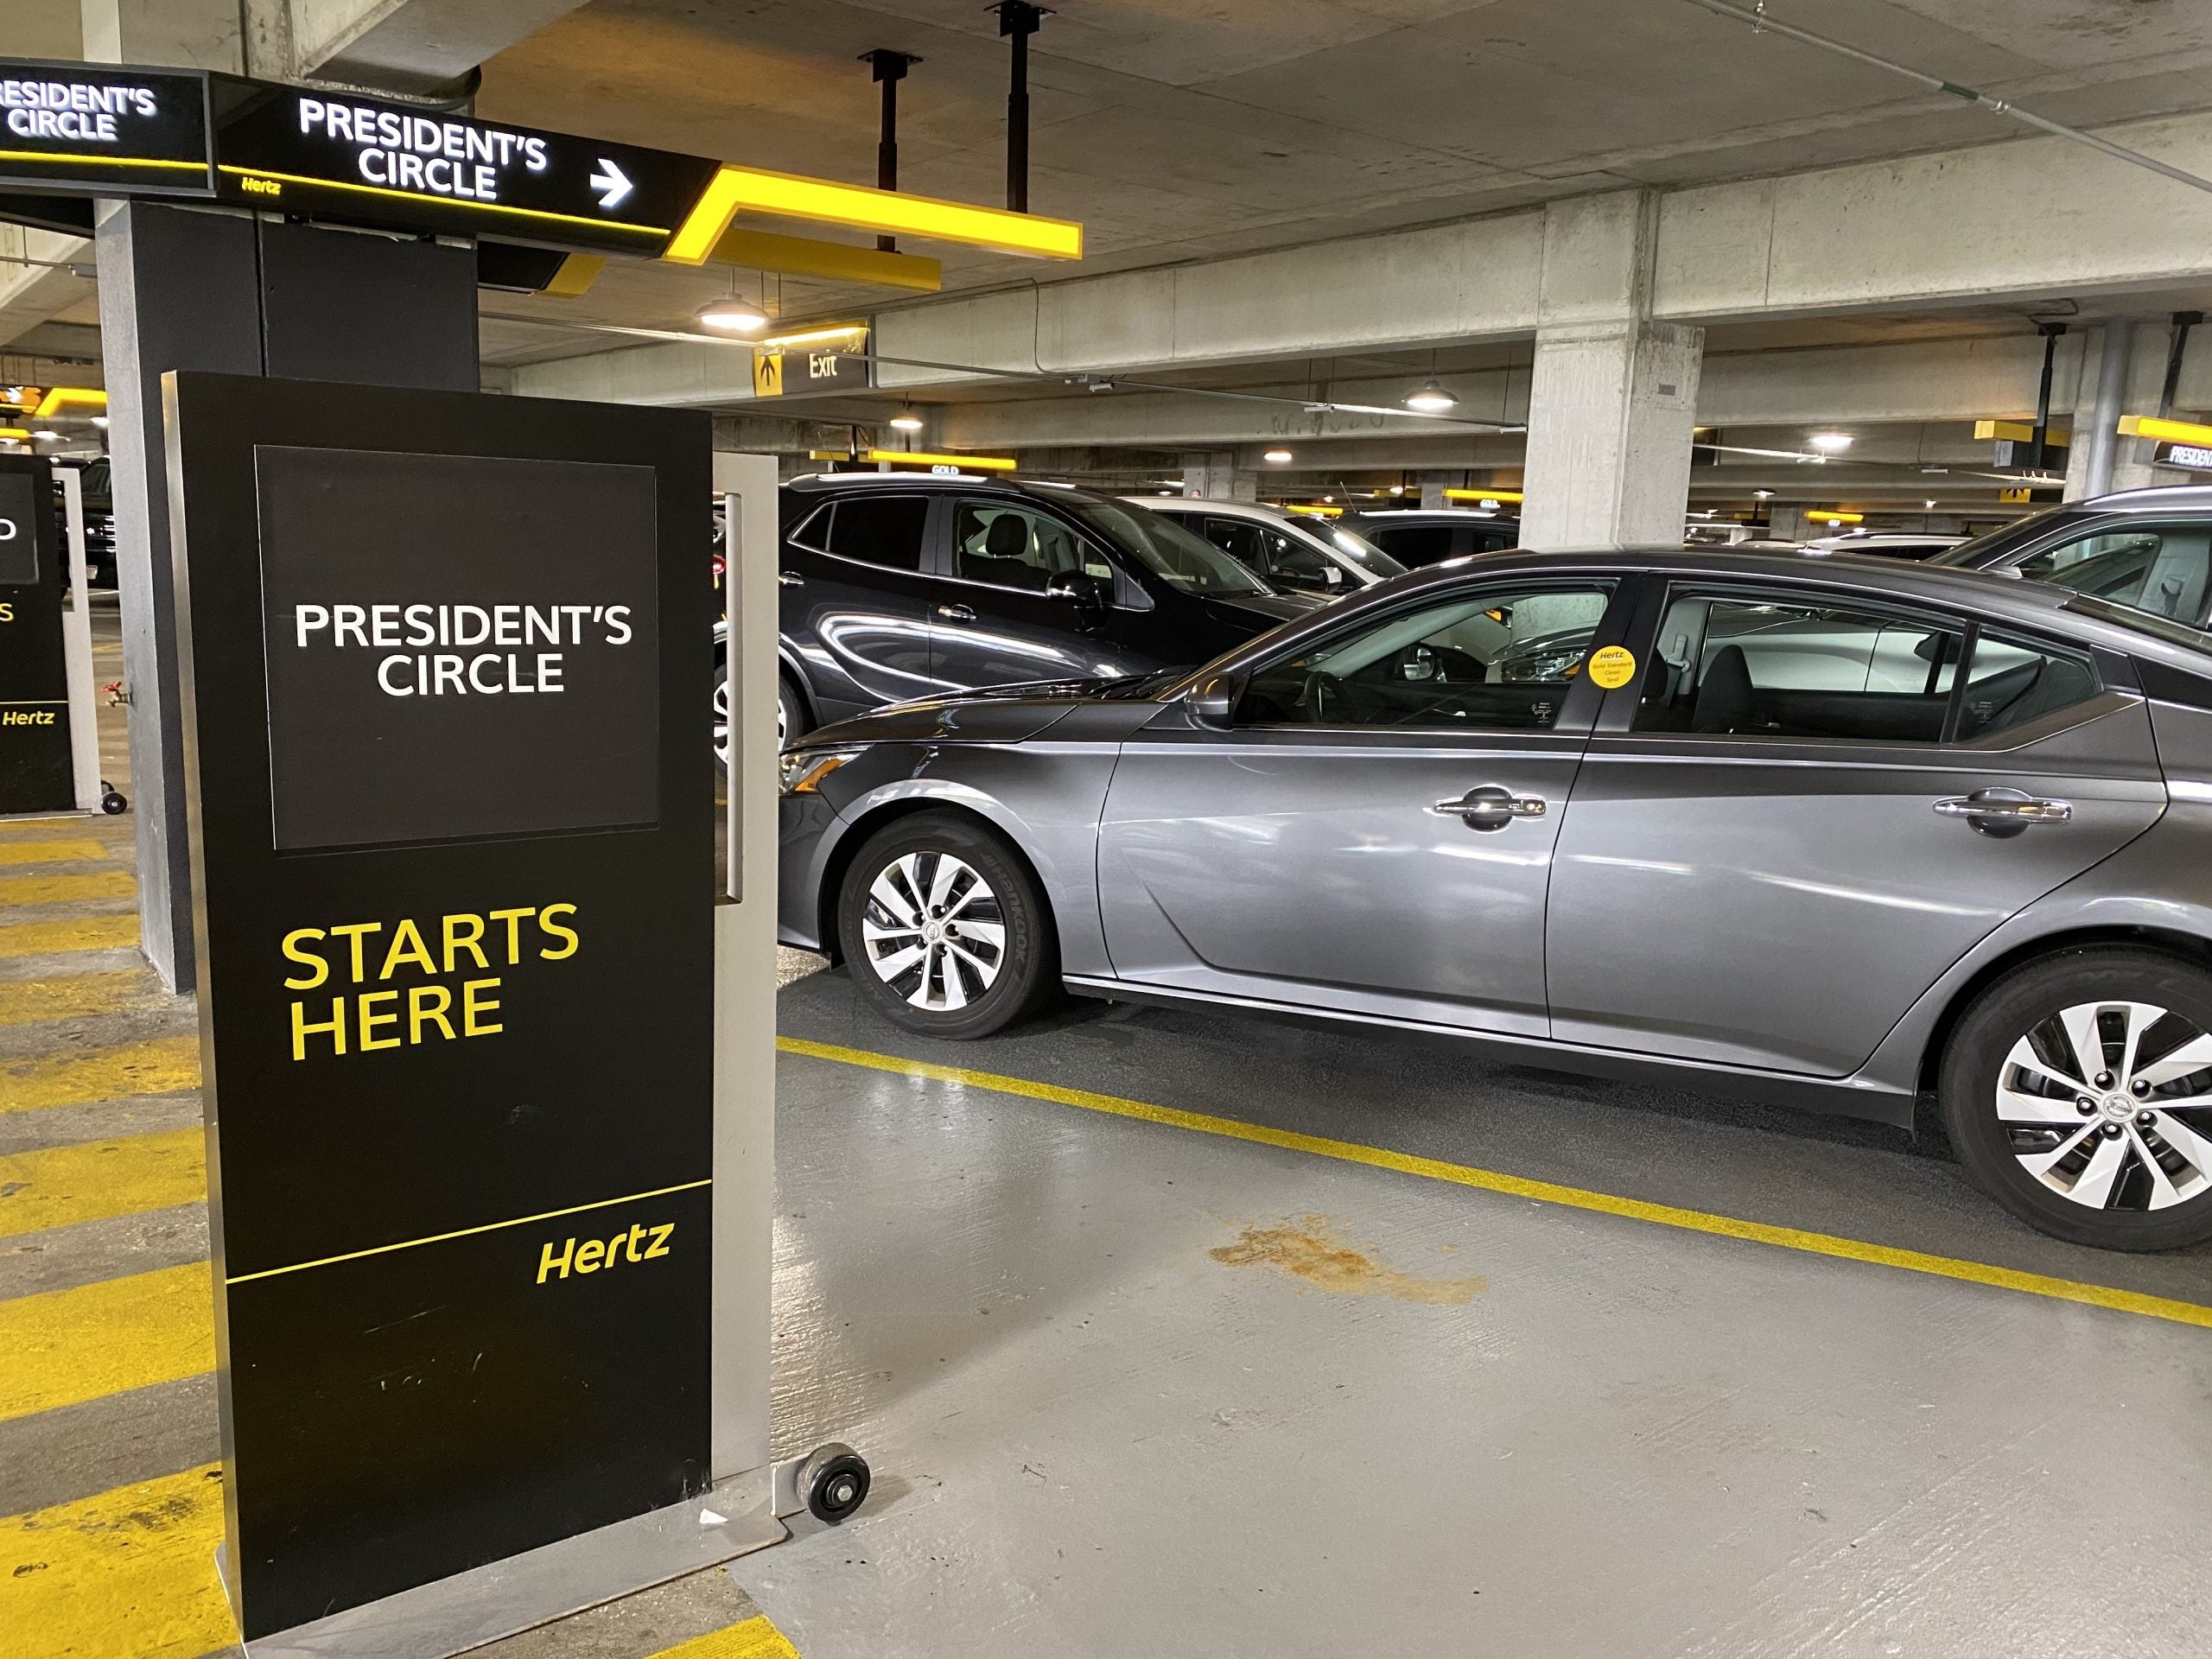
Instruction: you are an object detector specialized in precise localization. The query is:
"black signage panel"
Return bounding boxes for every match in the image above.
[0,455,73,815]
[0,59,213,197]
[2156,439,2212,473]
[209,78,719,255]
[165,373,714,1638]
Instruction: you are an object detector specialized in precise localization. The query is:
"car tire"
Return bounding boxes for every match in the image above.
[1941,947,2212,1251]
[836,811,1057,1039]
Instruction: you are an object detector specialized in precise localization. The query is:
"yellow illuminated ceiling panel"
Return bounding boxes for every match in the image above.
[668,166,1081,265]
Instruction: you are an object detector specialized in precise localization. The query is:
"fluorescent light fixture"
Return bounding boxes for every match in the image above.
[1808,431,1853,453]
[91,416,107,428]
[753,322,868,351]
[31,429,60,442]
[1925,499,1937,509]
[1388,485,1404,495]
[1752,488,1775,499]
[1262,448,1294,463]
[698,296,770,333]
[1405,379,1459,414]
[665,164,1084,264]
[889,409,925,432]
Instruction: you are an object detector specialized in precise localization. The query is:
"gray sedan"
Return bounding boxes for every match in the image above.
[779,548,2212,1251]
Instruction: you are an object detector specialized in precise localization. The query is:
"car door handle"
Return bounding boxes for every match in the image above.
[1429,786,1546,830]
[777,570,804,588]
[937,604,977,623]
[1934,787,2072,836]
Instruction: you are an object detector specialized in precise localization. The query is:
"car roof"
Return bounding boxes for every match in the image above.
[1126,495,1286,520]
[1346,508,1519,521]
[785,472,1099,500]
[2078,484,2212,514]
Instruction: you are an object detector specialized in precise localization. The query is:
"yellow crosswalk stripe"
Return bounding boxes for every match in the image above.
[2,1034,199,1113]
[0,868,137,906]
[0,969,157,1029]
[0,838,109,867]
[0,1128,206,1240]
[0,1462,238,1659]
[0,1262,214,1423]
[651,1616,805,1659]
[0,914,141,959]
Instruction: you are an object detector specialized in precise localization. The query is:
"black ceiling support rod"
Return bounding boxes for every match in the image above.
[991,2,1049,213]
[861,48,920,252]
[2160,310,2202,418]
[2031,321,2067,474]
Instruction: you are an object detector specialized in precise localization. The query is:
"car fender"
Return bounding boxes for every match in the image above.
[1855,803,2212,1105]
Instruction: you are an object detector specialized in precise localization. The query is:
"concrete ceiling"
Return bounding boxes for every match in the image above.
[474,0,2212,359]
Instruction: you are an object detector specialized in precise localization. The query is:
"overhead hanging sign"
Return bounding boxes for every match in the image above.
[2156,440,2212,472]
[207,78,721,255]
[0,60,213,197]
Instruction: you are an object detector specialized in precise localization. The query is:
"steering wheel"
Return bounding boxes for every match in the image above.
[1301,669,1352,723]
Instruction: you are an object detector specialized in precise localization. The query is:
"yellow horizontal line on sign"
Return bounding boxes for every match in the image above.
[1973,419,2071,444]
[215,166,669,237]
[1,1033,197,1112]
[0,1261,214,1423]
[225,1176,712,1286]
[666,164,1081,265]
[714,226,941,292]
[0,914,142,963]
[0,1463,238,1659]
[2119,413,2212,446]
[0,1127,206,1240]
[1443,487,1522,504]
[778,1036,2212,1333]
[0,149,204,172]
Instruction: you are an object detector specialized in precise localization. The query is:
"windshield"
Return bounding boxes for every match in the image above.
[1928,507,2069,567]
[1063,497,1274,594]
[1324,524,1407,577]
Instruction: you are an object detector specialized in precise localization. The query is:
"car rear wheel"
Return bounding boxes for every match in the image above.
[713,667,808,765]
[1942,948,2212,1250]
[836,812,1057,1039]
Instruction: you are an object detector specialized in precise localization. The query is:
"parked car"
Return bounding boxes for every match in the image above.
[1341,508,1522,568]
[1130,497,1407,595]
[1807,531,1967,561]
[1936,486,2212,626]
[780,545,2212,1251]
[765,474,1321,749]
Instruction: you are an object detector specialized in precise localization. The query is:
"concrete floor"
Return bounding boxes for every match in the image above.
[751,961,2212,1659]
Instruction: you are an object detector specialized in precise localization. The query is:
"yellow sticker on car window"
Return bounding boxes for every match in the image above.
[1587,645,1637,690]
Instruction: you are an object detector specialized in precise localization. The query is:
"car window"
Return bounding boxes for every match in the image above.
[1060,497,1271,594]
[1365,525,1455,567]
[950,500,1109,593]
[1955,632,2101,741]
[1634,590,1967,744]
[1326,525,1407,578]
[1203,517,1343,593]
[1237,584,1615,730]
[2012,524,2212,624]
[820,495,929,571]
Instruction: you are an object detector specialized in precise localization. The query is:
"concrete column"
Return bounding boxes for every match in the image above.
[2065,321,2172,500]
[1181,449,1242,499]
[1417,471,1454,510]
[1224,467,1259,503]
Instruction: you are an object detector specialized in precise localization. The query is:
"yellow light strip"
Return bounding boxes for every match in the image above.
[216,166,669,237]
[1809,510,1865,524]
[0,149,204,172]
[755,322,869,352]
[32,388,104,420]
[667,164,1082,265]
[1444,487,1524,505]
[2119,413,2212,446]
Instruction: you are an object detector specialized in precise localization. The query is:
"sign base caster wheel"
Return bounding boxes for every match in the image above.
[797,1442,869,1524]
[99,783,127,815]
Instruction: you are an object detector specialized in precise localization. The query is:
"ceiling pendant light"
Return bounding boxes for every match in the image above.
[1405,378,1458,414]
[889,406,925,432]
[698,294,771,334]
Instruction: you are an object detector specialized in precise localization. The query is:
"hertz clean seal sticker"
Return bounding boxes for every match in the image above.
[1587,645,1637,690]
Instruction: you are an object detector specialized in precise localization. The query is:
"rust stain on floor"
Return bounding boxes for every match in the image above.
[1210,1217,1486,1305]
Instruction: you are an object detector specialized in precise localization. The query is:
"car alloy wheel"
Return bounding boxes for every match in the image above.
[1994,999,2212,1212]
[860,851,1007,1011]
[714,671,734,766]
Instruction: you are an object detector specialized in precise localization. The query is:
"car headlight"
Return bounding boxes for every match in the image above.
[1499,650,1584,683]
[779,748,860,797]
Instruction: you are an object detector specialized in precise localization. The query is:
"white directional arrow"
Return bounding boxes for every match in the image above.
[588,158,632,211]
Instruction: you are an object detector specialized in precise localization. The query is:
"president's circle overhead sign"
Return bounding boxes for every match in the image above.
[0,60,213,196]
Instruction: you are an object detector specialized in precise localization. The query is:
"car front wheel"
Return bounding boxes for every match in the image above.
[1942,947,2212,1251]
[836,812,1056,1038]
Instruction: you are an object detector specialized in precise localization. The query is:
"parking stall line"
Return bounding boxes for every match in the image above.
[0,838,111,867]
[0,1262,216,1424]
[0,1128,207,1241]
[0,969,158,1029]
[0,1462,238,1659]
[779,1036,2212,1333]
[0,869,137,907]
[2,1034,200,1114]
[646,1617,806,1659]
[0,914,142,960]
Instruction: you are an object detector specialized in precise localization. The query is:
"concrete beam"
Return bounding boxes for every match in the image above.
[244,0,588,93]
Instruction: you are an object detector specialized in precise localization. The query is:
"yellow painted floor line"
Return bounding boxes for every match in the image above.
[2,1034,199,1114]
[0,1462,238,1659]
[0,913,141,960]
[0,1261,213,1423]
[0,1128,206,1240]
[0,837,110,867]
[0,868,137,906]
[780,1036,2212,1334]
[651,1616,805,1659]
[0,969,159,1029]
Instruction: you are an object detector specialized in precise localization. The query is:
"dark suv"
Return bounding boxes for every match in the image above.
[772,474,1320,740]
[1340,508,1522,569]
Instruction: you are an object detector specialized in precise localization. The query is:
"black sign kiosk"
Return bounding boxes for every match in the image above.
[167,373,716,1639]
[0,453,74,816]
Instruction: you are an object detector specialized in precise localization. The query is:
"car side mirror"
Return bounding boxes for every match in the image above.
[1045,570,1107,605]
[1188,672,1238,728]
